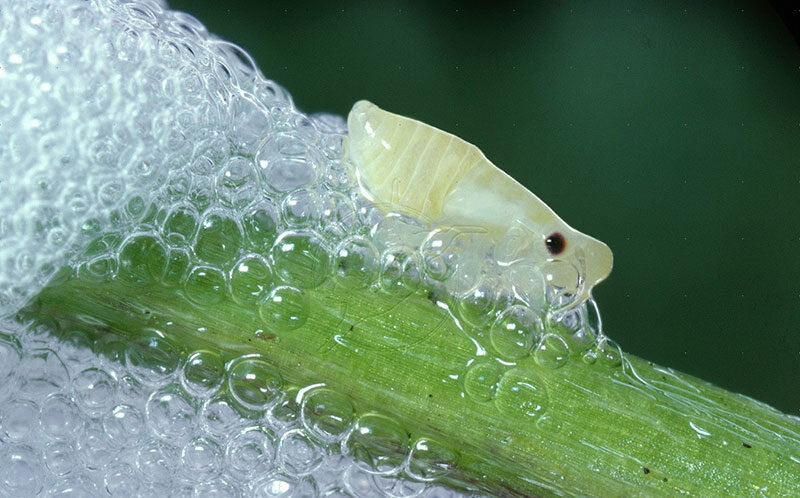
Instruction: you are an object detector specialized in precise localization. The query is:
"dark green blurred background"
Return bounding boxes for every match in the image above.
[169,0,800,414]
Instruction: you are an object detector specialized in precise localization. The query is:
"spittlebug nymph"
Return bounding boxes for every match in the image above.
[343,100,612,304]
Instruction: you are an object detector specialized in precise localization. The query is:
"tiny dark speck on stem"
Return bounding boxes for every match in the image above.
[428,393,433,398]
[349,324,354,331]
[642,467,650,474]
[742,442,752,448]
[256,332,277,341]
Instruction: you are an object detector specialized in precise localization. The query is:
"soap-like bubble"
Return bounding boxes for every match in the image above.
[80,421,118,470]
[533,334,570,370]
[227,355,283,411]
[243,202,280,251]
[379,246,422,297]
[137,438,179,484]
[490,305,543,361]
[185,265,228,306]
[125,331,179,385]
[146,384,197,442]
[216,156,261,210]
[229,253,273,305]
[72,367,117,416]
[282,188,321,228]
[225,426,277,479]
[462,360,502,402]
[300,387,355,444]
[195,211,244,266]
[40,393,83,440]
[346,413,409,475]
[279,428,325,477]
[103,404,146,448]
[104,461,140,496]
[334,235,380,289]
[163,204,200,247]
[201,394,246,439]
[44,440,79,476]
[271,230,331,289]
[494,369,549,423]
[260,285,310,331]
[1,399,38,440]
[181,436,223,482]
[181,350,226,397]
[407,438,459,482]
[0,443,44,496]
[258,135,320,194]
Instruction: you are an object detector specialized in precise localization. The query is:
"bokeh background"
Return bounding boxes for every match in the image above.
[168,0,800,414]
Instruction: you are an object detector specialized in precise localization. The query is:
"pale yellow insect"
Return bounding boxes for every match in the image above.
[344,100,613,303]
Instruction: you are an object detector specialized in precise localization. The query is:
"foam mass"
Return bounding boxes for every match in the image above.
[0,0,323,313]
[0,0,620,495]
[0,1,471,495]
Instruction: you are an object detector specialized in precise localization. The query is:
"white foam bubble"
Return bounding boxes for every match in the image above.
[0,0,295,314]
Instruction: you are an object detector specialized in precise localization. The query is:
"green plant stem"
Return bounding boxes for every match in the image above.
[32,268,800,497]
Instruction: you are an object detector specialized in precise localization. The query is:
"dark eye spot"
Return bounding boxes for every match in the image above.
[545,232,566,255]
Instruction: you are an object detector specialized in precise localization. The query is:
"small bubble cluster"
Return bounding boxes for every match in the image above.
[0,0,624,495]
[1,317,473,497]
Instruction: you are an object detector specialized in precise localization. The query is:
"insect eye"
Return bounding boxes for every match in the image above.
[545,232,566,255]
